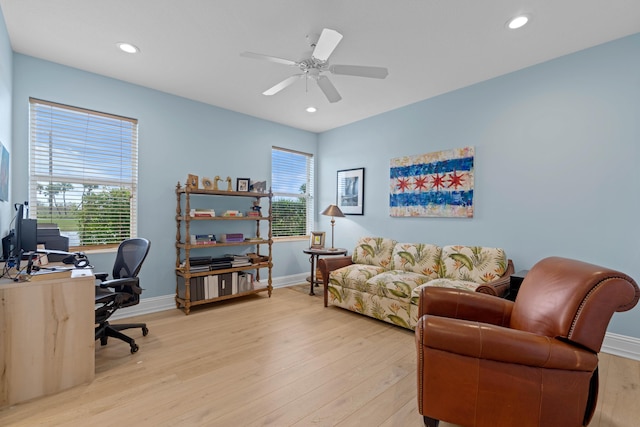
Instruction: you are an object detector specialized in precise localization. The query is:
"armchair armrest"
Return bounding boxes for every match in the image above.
[415,315,598,371]
[475,259,514,297]
[418,287,514,327]
[319,256,354,307]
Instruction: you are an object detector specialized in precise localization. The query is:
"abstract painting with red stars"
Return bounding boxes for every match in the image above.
[390,146,474,217]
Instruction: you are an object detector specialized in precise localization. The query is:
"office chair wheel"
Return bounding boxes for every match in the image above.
[142,326,149,336]
[101,337,108,346]
[130,343,139,353]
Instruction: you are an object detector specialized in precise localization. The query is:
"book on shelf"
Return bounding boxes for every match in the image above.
[210,255,234,270]
[244,237,265,243]
[219,233,244,243]
[190,234,216,245]
[189,208,215,217]
[228,254,252,267]
[222,210,243,217]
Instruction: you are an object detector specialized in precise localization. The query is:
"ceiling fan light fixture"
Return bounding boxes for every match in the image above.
[306,106,317,113]
[117,42,139,54]
[507,15,530,30]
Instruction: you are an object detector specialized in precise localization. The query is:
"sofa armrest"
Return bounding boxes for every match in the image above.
[418,287,514,327]
[415,315,598,371]
[475,259,514,297]
[319,256,353,307]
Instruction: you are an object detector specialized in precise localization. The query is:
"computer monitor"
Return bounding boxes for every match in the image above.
[7,203,37,268]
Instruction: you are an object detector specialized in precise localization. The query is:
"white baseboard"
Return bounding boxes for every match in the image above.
[602,332,640,361]
[111,275,640,362]
[110,273,307,320]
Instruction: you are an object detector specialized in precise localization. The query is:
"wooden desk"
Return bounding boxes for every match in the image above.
[0,270,95,408]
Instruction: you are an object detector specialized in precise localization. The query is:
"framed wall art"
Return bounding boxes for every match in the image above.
[337,168,364,215]
[389,146,474,218]
[0,141,8,202]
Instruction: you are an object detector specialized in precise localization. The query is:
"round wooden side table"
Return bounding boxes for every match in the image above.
[302,247,348,295]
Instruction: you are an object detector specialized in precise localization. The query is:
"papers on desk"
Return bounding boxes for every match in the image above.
[71,268,94,278]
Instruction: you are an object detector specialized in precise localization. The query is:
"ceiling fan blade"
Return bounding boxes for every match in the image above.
[262,75,302,96]
[312,28,343,62]
[316,75,342,103]
[241,51,298,67]
[329,64,389,79]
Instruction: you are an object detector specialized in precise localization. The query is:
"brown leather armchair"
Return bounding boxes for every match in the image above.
[415,256,639,427]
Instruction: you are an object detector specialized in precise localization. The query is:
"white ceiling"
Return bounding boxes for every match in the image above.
[1,1,639,133]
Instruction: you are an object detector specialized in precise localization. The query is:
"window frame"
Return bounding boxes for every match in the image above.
[28,98,139,251]
[271,146,314,241]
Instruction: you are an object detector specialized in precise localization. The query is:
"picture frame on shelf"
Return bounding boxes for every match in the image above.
[187,174,199,189]
[337,168,364,215]
[236,178,250,192]
[201,177,214,190]
[310,231,326,249]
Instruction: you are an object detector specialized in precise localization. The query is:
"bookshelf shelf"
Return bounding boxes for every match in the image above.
[175,182,273,314]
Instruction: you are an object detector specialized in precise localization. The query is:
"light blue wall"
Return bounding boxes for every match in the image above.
[0,7,11,232]
[3,7,639,339]
[10,54,317,297]
[318,33,640,338]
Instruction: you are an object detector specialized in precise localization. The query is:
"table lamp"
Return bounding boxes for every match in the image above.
[321,204,345,251]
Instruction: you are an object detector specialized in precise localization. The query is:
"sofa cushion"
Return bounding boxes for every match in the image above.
[390,242,441,279]
[440,245,508,283]
[329,264,387,291]
[366,270,432,303]
[351,236,397,268]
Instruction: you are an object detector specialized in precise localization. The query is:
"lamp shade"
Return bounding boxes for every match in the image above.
[321,204,345,217]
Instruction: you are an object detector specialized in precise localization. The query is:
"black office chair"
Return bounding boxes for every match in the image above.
[95,238,151,353]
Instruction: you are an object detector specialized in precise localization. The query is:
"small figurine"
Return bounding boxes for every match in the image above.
[252,200,262,215]
[213,175,222,191]
[226,176,233,191]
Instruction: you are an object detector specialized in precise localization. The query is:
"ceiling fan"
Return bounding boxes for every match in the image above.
[241,28,389,103]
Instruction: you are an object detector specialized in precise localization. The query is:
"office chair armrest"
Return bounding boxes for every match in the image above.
[94,272,109,281]
[98,277,142,294]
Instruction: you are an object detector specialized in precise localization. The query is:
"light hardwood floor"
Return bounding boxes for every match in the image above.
[0,285,638,426]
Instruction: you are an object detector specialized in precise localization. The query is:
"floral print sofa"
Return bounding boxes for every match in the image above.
[318,236,513,330]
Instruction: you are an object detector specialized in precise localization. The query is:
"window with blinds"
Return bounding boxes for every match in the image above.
[271,147,314,238]
[28,98,138,249]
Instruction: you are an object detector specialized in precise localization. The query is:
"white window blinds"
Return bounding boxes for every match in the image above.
[28,98,138,248]
[271,147,314,237]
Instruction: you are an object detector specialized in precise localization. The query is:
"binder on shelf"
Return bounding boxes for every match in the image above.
[218,273,234,296]
[238,272,253,292]
[205,275,219,299]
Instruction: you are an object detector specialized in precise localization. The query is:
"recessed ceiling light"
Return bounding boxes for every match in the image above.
[117,42,139,54]
[306,106,317,113]
[507,15,529,30]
